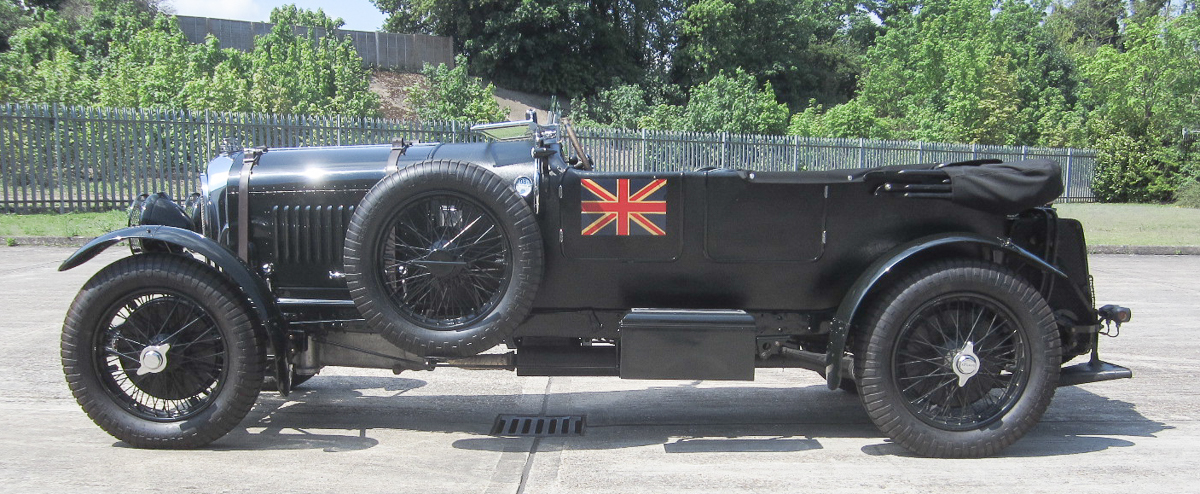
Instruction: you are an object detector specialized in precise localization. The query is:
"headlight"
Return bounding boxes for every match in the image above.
[128,192,193,230]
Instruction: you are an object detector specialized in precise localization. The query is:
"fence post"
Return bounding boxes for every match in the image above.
[720,132,728,167]
[640,129,647,171]
[205,110,212,156]
[1021,145,1027,160]
[53,103,63,213]
[794,135,800,171]
[918,141,924,163]
[858,138,865,168]
[1065,148,1074,201]
[971,142,978,160]
[337,115,343,146]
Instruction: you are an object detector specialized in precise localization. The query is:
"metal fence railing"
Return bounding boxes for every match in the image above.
[571,129,1098,203]
[0,104,1098,213]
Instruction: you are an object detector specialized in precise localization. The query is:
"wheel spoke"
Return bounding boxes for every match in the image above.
[380,193,510,328]
[94,290,228,421]
[892,293,1031,431]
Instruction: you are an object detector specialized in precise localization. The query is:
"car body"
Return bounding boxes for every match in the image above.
[59,118,1131,457]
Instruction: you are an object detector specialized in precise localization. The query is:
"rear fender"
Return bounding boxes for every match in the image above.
[59,226,293,395]
[824,232,1078,390]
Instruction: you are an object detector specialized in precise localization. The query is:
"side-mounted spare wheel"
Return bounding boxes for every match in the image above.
[344,160,544,357]
[855,259,1060,457]
[61,254,266,448]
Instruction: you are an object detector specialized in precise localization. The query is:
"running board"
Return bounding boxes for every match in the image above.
[1058,360,1132,386]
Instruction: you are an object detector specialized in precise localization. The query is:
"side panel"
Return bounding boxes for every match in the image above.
[532,171,1007,313]
[703,171,825,261]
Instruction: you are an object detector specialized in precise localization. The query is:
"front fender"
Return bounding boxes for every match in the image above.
[823,232,1070,390]
[60,226,293,395]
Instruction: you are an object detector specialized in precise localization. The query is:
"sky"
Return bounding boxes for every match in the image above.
[166,0,390,32]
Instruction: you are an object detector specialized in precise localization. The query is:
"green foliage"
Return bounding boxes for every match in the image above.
[640,69,789,134]
[1079,12,1200,202]
[1175,180,1200,209]
[852,0,1079,146]
[789,99,890,139]
[0,1,34,52]
[1044,0,1123,57]
[375,0,667,97]
[568,82,656,129]
[1079,13,1200,144]
[408,54,507,123]
[1092,131,1180,203]
[0,2,378,116]
[673,0,860,109]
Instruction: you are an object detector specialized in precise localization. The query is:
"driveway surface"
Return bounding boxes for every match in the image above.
[0,247,1196,493]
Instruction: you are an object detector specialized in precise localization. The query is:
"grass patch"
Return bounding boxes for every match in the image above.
[0,210,127,238]
[1055,203,1200,246]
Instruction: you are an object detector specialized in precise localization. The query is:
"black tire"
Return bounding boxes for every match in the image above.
[855,259,1060,457]
[61,254,266,448]
[344,160,543,357]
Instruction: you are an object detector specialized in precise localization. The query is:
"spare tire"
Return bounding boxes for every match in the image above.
[344,160,543,357]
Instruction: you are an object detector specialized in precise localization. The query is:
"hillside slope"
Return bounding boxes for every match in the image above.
[369,70,552,122]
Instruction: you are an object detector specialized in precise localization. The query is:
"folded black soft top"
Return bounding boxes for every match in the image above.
[942,159,1064,215]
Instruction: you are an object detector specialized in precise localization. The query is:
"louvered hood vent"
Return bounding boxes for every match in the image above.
[272,204,356,264]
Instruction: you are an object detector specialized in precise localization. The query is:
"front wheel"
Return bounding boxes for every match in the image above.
[61,254,265,448]
[855,259,1060,457]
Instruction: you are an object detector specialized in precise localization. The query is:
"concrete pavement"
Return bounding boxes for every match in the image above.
[0,246,1196,493]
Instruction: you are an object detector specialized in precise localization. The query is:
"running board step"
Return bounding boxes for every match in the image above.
[1058,359,1132,387]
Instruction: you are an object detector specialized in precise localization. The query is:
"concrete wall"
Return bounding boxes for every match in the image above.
[174,15,454,72]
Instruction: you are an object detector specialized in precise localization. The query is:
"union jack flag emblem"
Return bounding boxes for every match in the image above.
[580,178,668,236]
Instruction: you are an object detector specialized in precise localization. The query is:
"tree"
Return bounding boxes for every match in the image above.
[640,69,789,134]
[849,0,1080,146]
[374,0,670,97]
[0,3,380,116]
[788,99,890,139]
[1044,0,1123,55]
[243,6,379,116]
[407,54,508,123]
[1081,12,1200,201]
[568,81,656,129]
[671,0,861,109]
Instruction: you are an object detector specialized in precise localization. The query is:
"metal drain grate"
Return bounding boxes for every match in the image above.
[491,415,585,436]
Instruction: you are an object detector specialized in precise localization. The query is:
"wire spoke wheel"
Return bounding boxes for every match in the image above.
[62,254,264,448]
[97,292,227,421]
[856,259,1060,457]
[381,193,511,329]
[893,295,1028,431]
[344,160,543,357]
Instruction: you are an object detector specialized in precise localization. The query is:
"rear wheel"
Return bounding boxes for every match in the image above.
[855,259,1060,457]
[61,254,265,448]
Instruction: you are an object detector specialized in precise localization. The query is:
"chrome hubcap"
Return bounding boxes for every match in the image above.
[136,343,171,376]
[951,341,980,387]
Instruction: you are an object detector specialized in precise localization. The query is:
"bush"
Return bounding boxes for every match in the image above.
[1092,132,1178,203]
[408,54,507,123]
[1176,180,1200,208]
